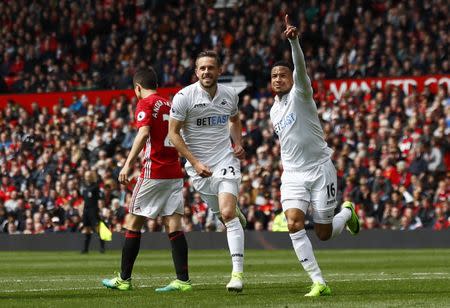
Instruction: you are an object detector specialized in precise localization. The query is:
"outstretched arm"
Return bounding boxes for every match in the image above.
[284,14,312,95]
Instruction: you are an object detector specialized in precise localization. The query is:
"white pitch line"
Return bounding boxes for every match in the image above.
[0,276,186,283]
[0,286,106,293]
[0,276,449,294]
[0,272,449,284]
[412,272,449,275]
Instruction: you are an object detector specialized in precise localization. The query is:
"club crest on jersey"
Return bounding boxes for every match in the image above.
[274,112,296,135]
[137,111,146,121]
[220,99,228,105]
[193,103,207,108]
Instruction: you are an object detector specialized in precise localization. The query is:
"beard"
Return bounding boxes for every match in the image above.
[200,78,217,89]
[274,88,290,97]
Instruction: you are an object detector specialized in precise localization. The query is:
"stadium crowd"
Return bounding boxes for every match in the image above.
[0,0,449,93]
[0,0,449,234]
[1,79,448,234]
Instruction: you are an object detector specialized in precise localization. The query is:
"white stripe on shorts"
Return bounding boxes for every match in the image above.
[129,177,144,213]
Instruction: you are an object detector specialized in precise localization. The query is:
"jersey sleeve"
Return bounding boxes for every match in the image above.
[290,37,313,98]
[135,102,152,128]
[170,91,189,121]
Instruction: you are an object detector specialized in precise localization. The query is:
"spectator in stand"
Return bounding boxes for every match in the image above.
[417,197,436,228]
[433,205,449,231]
[433,180,448,205]
[365,217,378,230]
[402,208,423,230]
[381,205,402,230]
[22,218,34,234]
[7,221,20,234]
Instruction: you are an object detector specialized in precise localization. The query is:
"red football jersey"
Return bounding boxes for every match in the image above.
[135,93,183,179]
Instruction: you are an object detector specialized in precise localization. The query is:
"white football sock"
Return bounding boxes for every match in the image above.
[290,229,325,284]
[331,207,352,238]
[225,217,244,273]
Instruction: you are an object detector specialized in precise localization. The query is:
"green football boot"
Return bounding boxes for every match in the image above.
[226,272,243,293]
[304,282,331,297]
[343,201,360,235]
[155,279,192,292]
[102,274,132,291]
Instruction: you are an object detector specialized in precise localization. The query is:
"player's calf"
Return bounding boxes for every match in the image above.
[314,223,333,241]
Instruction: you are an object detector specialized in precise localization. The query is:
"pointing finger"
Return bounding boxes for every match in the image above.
[285,14,289,27]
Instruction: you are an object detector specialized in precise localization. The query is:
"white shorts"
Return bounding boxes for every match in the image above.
[197,180,239,214]
[189,157,241,214]
[281,159,337,224]
[128,177,184,219]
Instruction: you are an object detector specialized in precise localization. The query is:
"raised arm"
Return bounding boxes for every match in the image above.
[284,14,312,94]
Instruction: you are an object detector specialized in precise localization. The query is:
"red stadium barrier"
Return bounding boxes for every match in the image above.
[0,88,181,114]
[320,75,450,100]
[1,75,449,113]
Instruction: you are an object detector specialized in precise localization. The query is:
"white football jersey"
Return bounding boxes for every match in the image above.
[270,38,332,171]
[170,81,240,176]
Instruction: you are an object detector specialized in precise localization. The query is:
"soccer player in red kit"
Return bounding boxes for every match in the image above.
[102,67,191,292]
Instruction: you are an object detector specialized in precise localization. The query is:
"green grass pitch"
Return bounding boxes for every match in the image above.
[1,249,449,307]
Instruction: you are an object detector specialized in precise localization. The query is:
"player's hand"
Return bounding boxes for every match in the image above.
[118,165,131,185]
[233,144,245,160]
[193,161,212,178]
[284,14,298,40]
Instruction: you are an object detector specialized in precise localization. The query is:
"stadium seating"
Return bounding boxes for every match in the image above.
[0,0,448,233]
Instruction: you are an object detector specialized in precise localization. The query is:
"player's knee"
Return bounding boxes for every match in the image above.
[124,214,143,231]
[220,211,234,222]
[287,221,304,233]
[220,207,236,222]
[163,214,182,233]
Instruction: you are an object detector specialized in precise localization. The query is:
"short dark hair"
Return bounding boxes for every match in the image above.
[271,60,293,71]
[133,67,158,90]
[195,50,221,67]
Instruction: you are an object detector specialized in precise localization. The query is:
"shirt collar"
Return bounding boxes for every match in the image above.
[275,93,289,105]
[196,81,219,100]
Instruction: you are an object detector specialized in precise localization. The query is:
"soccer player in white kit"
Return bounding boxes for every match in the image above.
[169,50,246,292]
[270,15,360,297]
